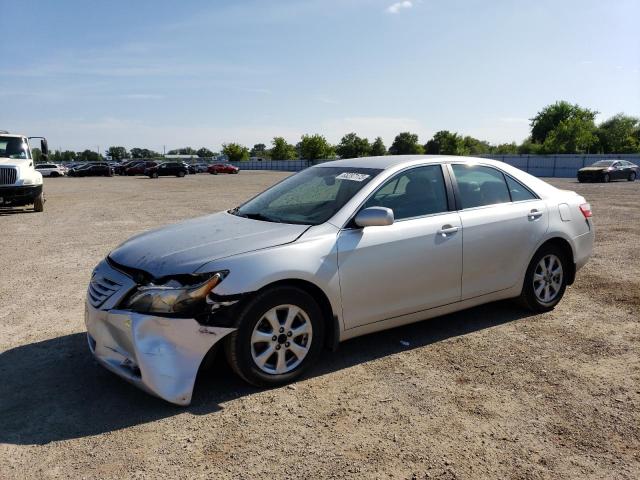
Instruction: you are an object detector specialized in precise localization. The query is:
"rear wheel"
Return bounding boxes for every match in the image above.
[629,172,636,182]
[177,171,186,177]
[225,286,325,387]
[151,172,158,178]
[50,171,59,178]
[518,245,568,312]
[33,192,45,212]
[602,173,610,183]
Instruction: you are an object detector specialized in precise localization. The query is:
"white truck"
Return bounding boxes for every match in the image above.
[0,130,48,212]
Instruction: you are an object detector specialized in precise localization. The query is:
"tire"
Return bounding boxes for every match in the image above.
[577,177,584,183]
[518,244,569,312]
[225,286,325,387]
[211,170,218,175]
[50,172,59,178]
[33,192,45,212]
[602,173,610,183]
[177,171,186,177]
[151,172,158,178]
[629,172,636,182]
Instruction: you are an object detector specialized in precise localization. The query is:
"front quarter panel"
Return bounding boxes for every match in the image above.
[196,223,343,325]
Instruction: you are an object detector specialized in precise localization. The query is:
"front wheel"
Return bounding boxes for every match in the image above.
[177,171,186,177]
[518,245,568,312]
[151,172,158,178]
[603,173,610,183]
[33,192,45,212]
[629,172,636,182]
[225,286,325,387]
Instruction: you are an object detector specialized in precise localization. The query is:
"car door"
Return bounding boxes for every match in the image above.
[337,164,462,329]
[449,164,549,299]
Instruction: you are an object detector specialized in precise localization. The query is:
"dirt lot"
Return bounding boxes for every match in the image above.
[1,172,638,479]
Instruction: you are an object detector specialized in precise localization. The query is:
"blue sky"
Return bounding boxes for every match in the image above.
[2,0,639,152]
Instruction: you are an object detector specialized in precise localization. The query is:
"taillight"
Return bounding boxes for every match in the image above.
[579,203,592,218]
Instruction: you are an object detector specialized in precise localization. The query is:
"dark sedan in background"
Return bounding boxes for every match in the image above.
[145,162,189,178]
[68,163,114,177]
[577,160,638,183]
[125,161,158,175]
[208,163,239,175]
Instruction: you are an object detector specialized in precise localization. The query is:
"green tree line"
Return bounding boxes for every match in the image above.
[38,101,640,163]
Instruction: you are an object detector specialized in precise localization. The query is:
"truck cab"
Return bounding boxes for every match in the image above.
[0,131,48,212]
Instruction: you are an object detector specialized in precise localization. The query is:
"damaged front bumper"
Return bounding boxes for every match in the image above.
[84,259,236,406]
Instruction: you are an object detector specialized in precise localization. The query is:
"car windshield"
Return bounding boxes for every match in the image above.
[0,136,31,159]
[232,166,382,225]
[591,160,615,167]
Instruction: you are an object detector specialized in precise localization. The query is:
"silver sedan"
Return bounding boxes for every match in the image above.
[85,156,594,404]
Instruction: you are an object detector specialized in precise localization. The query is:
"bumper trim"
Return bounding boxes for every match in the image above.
[85,302,236,405]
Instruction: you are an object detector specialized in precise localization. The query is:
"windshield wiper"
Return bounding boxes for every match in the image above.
[242,212,280,222]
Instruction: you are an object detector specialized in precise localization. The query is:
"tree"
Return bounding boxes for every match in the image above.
[197,147,215,158]
[222,143,250,162]
[250,143,269,158]
[167,147,197,155]
[423,131,468,155]
[462,136,491,155]
[541,116,598,154]
[389,132,424,155]
[529,101,598,153]
[517,138,543,154]
[77,150,102,162]
[269,137,297,160]
[108,146,129,161]
[299,134,334,160]
[335,132,371,159]
[596,114,640,153]
[32,148,42,163]
[370,137,387,156]
[492,142,519,154]
[130,148,159,158]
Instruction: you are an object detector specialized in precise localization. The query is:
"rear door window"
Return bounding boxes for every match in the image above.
[451,164,511,209]
[505,175,536,202]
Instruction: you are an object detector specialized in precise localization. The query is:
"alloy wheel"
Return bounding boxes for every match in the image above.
[250,304,313,374]
[533,254,563,304]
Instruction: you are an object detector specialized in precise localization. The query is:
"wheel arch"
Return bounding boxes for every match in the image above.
[534,237,576,285]
[251,279,340,351]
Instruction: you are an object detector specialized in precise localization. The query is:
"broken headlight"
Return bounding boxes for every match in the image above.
[121,271,228,315]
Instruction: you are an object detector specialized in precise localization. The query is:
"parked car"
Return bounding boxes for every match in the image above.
[194,163,209,173]
[145,162,189,178]
[126,161,157,175]
[35,163,66,177]
[115,161,140,175]
[86,156,594,405]
[208,163,239,175]
[68,163,113,177]
[577,160,638,183]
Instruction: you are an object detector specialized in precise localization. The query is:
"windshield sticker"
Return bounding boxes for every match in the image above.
[336,172,370,182]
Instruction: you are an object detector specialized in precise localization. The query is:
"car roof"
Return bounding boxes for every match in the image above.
[315,155,505,170]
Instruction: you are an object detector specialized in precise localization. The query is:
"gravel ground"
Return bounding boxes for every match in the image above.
[1,172,638,480]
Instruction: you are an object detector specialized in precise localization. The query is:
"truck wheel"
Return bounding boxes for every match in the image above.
[34,192,45,212]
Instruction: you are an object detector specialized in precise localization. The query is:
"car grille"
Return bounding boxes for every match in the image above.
[88,275,122,308]
[0,167,17,185]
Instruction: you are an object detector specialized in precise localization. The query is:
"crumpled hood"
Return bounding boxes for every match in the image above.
[109,211,310,277]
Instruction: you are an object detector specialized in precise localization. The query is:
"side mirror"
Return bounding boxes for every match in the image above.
[354,207,394,228]
[41,138,49,156]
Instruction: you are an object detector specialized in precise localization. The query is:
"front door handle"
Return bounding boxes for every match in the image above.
[438,225,459,237]
[528,209,543,220]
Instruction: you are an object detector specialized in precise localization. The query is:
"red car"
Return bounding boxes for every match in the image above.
[125,161,158,175]
[208,163,239,175]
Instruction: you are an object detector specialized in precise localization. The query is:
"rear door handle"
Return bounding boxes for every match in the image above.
[438,225,459,237]
[528,209,543,220]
